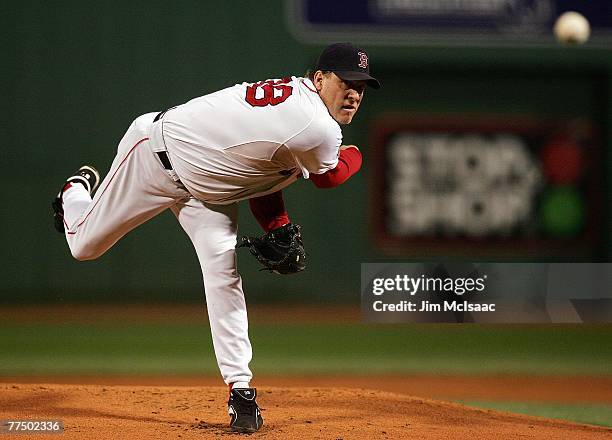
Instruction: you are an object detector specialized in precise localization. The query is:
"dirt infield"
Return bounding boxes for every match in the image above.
[4,374,612,403]
[2,305,610,437]
[2,384,611,440]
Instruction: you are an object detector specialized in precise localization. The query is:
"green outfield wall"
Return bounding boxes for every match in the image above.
[4,1,612,302]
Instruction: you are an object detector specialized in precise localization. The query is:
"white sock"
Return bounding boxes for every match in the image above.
[232,382,250,389]
[62,183,91,230]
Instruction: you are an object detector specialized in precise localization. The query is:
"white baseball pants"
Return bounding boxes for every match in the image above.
[62,112,253,385]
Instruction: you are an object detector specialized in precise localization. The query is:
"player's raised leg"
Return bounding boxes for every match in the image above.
[53,112,190,261]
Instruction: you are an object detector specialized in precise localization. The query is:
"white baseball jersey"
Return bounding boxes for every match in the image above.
[151,76,343,204]
[61,75,347,388]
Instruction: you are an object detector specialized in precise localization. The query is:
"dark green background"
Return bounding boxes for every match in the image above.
[4,1,612,302]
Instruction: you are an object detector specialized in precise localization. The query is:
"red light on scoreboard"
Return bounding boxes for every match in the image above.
[540,138,583,184]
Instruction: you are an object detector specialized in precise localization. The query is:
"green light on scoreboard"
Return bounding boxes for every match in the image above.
[539,187,585,237]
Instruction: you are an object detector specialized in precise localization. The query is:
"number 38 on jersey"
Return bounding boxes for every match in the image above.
[245,77,293,107]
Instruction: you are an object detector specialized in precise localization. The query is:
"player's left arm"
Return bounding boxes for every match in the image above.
[249,190,290,232]
[243,192,306,275]
[309,145,362,189]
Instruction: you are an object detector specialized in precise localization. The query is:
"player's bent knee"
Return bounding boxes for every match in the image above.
[69,242,103,261]
[70,248,98,261]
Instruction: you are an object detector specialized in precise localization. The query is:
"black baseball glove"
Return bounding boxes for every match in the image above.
[237,223,306,274]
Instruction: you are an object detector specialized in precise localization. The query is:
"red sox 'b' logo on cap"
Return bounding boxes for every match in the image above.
[358,52,368,69]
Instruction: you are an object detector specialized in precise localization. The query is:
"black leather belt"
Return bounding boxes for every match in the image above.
[153,111,172,170]
[154,106,177,122]
[153,111,165,123]
[156,151,173,170]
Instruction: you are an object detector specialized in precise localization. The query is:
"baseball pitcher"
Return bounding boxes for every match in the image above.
[51,42,379,433]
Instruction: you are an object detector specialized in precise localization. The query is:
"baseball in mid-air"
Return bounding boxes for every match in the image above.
[553,11,591,45]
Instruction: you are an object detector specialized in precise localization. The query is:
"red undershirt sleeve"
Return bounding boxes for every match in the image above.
[309,147,363,189]
[248,190,290,233]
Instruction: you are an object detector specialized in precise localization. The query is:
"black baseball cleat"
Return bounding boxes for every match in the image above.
[227,388,264,433]
[52,165,101,233]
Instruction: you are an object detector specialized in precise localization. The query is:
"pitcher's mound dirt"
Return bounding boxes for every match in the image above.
[1,384,610,439]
